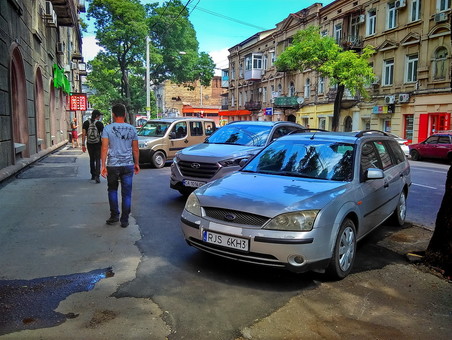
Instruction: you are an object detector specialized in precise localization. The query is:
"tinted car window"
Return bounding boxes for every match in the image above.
[373,141,393,169]
[138,122,171,137]
[243,140,355,181]
[190,121,203,136]
[388,139,406,164]
[172,122,187,138]
[425,136,438,144]
[207,124,272,146]
[438,136,450,144]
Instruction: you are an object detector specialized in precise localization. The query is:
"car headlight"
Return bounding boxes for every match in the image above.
[263,211,319,231]
[185,193,202,216]
[219,156,250,167]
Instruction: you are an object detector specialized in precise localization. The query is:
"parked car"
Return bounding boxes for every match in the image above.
[387,133,410,157]
[138,117,216,168]
[409,132,452,162]
[181,130,411,279]
[170,121,306,195]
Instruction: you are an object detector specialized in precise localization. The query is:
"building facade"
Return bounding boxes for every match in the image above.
[0,0,86,178]
[224,0,451,143]
[153,76,227,125]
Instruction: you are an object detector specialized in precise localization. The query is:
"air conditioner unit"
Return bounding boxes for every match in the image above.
[384,95,395,104]
[56,42,64,54]
[46,10,57,28]
[395,0,406,9]
[44,1,54,19]
[398,93,410,103]
[434,12,448,22]
[357,14,365,24]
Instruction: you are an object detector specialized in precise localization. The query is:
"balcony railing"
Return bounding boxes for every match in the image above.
[340,35,363,49]
[244,101,262,111]
[273,96,303,108]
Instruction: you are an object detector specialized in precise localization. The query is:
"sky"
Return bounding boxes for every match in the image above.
[82,0,334,73]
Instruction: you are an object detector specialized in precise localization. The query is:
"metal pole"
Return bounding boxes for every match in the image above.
[146,36,150,120]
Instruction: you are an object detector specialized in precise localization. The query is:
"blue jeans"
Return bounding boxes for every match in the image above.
[106,165,134,223]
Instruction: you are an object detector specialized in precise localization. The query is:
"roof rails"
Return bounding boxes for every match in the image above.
[354,130,389,138]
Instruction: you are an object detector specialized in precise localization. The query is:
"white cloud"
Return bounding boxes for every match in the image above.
[209,48,229,76]
[82,35,103,62]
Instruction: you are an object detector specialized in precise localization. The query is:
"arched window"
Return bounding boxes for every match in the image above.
[277,83,282,96]
[433,47,448,80]
[344,116,353,132]
[304,79,311,98]
[289,82,295,96]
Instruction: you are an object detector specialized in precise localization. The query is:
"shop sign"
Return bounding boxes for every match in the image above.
[372,105,389,114]
[264,107,273,115]
[69,93,87,111]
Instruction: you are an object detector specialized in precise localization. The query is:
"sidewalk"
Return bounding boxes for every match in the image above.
[0,147,171,339]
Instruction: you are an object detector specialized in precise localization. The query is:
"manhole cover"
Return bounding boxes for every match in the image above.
[17,166,78,179]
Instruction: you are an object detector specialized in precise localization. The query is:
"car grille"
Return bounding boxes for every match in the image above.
[204,207,269,226]
[186,237,285,268]
[178,161,219,179]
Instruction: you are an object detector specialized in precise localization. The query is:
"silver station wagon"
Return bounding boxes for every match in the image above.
[180,130,411,279]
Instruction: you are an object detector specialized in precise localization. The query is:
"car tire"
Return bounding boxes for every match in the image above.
[326,218,356,280]
[390,190,407,226]
[151,151,166,168]
[410,149,420,161]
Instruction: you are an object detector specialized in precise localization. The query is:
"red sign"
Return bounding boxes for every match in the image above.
[69,94,87,111]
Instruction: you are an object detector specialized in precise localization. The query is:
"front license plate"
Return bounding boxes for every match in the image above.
[183,179,206,188]
[202,230,249,252]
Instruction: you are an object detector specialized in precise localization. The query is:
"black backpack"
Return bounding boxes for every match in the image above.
[87,120,100,144]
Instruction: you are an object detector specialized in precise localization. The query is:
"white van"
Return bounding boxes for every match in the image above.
[137,117,216,168]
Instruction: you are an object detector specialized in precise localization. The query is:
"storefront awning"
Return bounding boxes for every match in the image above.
[219,110,251,116]
[182,105,220,114]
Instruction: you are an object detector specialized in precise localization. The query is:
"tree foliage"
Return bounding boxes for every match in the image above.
[275,26,375,131]
[86,0,215,120]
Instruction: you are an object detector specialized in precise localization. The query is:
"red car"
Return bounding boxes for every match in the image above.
[409,132,452,162]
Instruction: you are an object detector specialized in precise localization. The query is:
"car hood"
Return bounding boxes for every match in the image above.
[195,172,350,218]
[179,143,262,160]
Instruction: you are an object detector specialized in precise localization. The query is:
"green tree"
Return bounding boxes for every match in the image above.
[275,26,375,131]
[86,0,215,120]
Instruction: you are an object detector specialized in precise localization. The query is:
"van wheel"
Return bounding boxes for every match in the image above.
[151,151,166,168]
[390,190,407,226]
[326,218,356,280]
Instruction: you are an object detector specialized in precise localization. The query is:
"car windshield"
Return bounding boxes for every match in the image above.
[242,140,355,181]
[137,122,171,137]
[206,124,271,146]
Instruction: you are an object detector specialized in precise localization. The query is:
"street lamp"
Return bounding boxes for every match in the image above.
[146,36,150,120]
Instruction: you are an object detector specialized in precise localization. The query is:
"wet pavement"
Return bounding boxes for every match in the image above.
[0,268,113,335]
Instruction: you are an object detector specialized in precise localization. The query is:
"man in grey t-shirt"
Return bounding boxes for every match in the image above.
[101,103,140,228]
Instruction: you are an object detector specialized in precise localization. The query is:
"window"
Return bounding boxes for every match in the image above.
[383,59,394,86]
[289,82,296,96]
[334,23,342,43]
[190,121,203,136]
[277,84,282,96]
[405,54,418,83]
[239,62,243,78]
[438,0,451,11]
[253,54,262,69]
[231,94,235,107]
[263,54,268,70]
[305,78,311,98]
[387,2,397,30]
[245,55,252,71]
[411,0,421,22]
[238,92,242,106]
[318,76,325,94]
[319,117,326,130]
[433,47,448,80]
[230,62,235,80]
[367,9,376,36]
[262,87,267,103]
[270,51,275,66]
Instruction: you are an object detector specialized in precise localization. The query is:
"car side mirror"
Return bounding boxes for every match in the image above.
[239,158,249,167]
[366,168,384,180]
